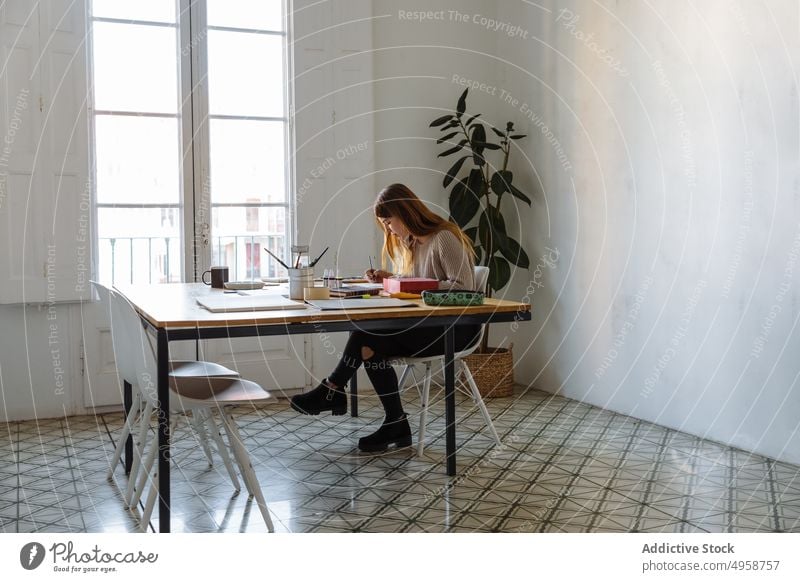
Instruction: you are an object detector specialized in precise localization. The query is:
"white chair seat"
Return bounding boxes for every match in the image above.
[393,266,502,456]
[169,360,238,378]
[170,376,271,406]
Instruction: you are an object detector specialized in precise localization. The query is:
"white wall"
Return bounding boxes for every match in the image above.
[293,0,378,277]
[371,0,500,218]
[494,0,800,464]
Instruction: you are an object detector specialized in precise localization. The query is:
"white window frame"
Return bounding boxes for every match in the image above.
[88,0,295,285]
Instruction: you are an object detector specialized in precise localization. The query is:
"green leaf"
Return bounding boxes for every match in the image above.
[506,121,514,131]
[438,144,463,157]
[490,170,513,195]
[499,236,530,269]
[473,244,482,265]
[486,205,508,249]
[471,124,487,166]
[471,123,486,144]
[456,88,468,117]
[488,256,512,291]
[477,207,507,259]
[481,142,501,150]
[449,176,481,227]
[508,183,532,205]
[510,134,527,140]
[491,127,506,138]
[466,168,484,198]
[442,119,460,130]
[465,113,482,126]
[436,132,459,144]
[443,156,469,188]
[430,114,453,127]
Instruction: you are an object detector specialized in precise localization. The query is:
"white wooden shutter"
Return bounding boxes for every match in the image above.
[0,0,90,304]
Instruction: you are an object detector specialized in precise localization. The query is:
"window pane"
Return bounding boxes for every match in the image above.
[207,0,283,31]
[98,208,182,284]
[92,0,177,23]
[209,119,286,204]
[95,116,180,204]
[92,22,178,113]
[211,207,287,279]
[207,31,284,117]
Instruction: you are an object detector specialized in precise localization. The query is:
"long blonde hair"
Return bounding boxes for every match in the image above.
[374,183,475,274]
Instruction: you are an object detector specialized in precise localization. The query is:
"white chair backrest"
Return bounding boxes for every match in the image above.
[107,287,160,406]
[474,266,489,293]
[92,282,139,391]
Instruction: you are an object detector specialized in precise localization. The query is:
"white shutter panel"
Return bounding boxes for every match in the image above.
[0,0,89,303]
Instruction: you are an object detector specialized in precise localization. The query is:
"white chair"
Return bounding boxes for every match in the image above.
[395,266,502,456]
[106,285,275,532]
[93,282,242,503]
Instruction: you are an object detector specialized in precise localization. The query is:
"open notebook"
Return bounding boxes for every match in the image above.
[196,294,306,313]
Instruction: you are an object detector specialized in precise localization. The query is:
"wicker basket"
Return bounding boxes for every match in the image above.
[462,344,514,398]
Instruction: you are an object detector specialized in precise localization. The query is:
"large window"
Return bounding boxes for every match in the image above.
[89,0,290,284]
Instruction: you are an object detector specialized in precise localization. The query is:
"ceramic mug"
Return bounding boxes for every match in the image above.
[202,266,229,289]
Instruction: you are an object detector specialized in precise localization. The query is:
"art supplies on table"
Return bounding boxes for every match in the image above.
[309,246,329,268]
[328,283,384,297]
[291,245,309,268]
[379,291,423,299]
[382,277,439,294]
[263,248,290,270]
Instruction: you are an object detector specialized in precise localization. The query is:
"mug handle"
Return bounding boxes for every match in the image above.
[201,270,212,285]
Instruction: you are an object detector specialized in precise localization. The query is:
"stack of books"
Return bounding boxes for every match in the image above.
[328,283,384,297]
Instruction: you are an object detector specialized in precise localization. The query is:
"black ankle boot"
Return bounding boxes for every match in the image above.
[358,414,412,452]
[290,380,347,416]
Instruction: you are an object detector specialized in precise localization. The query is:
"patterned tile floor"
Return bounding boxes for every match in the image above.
[1,387,799,533]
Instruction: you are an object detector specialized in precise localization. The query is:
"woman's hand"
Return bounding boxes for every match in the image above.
[365,269,393,283]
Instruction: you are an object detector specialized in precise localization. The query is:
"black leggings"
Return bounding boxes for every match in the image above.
[328,325,481,420]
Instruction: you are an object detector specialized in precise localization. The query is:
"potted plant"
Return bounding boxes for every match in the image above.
[430,88,532,397]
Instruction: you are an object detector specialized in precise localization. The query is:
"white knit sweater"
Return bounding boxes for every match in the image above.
[410,230,476,291]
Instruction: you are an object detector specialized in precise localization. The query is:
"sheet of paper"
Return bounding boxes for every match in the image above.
[305,298,417,310]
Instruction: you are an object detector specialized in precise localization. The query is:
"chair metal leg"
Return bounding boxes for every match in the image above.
[190,411,215,467]
[462,360,501,446]
[203,410,241,491]
[128,416,179,509]
[397,364,412,391]
[220,410,274,532]
[107,391,142,480]
[140,466,158,532]
[416,362,432,457]
[124,400,154,507]
[137,416,177,532]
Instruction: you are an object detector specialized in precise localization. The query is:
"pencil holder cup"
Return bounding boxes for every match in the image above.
[288,268,314,300]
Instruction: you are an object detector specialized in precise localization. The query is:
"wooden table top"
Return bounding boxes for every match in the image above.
[117,283,531,330]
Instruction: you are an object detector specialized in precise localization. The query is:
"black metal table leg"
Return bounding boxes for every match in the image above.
[350,372,358,417]
[156,328,171,533]
[123,380,133,475]
[444,325,456,476]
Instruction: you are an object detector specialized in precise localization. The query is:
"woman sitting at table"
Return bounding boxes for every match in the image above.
[290,183,481,452]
